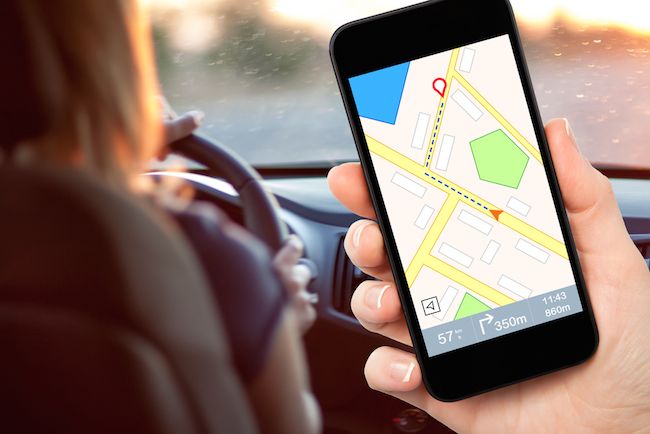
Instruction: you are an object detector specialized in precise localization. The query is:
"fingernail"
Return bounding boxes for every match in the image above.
[287,234,303,252]
[292,264,312,283]
[563,118,578,146]
[352,221,372,248]
[189,110,205,126]
[365,284,390,309]
[390,361,416,383]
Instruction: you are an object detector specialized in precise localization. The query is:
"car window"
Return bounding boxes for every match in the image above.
[150,0,650,168]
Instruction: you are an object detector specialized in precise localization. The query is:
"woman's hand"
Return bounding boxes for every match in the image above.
[156,95,204,159]
[273,235,316,334]
[327,118,650,433]
[163,110,204,145]
[158,100,317,335]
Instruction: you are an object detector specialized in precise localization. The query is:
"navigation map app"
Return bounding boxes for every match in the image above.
[349,35,583,356]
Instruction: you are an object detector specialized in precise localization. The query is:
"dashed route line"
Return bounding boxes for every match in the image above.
[369,134,499,216]
[424,48,460,167]
[424,101,445,168]
[423,171,489,211]
[366,134,569,260]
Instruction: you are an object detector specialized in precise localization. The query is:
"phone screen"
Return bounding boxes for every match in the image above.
[348,34,583,357]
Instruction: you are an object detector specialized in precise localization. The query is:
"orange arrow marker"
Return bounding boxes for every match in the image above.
[490,209,503,221]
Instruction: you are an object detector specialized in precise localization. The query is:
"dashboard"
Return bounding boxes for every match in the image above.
[151,170,650,434]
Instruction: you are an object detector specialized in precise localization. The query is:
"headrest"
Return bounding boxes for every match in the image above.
[0,165,258,434]
[0,2,50,152]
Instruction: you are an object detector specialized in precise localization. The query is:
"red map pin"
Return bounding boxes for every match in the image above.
[432,78,447,98]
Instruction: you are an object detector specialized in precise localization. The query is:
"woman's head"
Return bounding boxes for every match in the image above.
[11,0,161,187]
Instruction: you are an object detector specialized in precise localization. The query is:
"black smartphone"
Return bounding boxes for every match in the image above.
[330,0,598,401]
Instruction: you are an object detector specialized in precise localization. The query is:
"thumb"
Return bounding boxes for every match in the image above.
[546,118,633,257]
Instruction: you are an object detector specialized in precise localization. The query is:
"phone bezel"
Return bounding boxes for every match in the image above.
[330,0,598,401]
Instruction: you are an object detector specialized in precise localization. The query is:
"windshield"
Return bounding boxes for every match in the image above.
[149,0,650,168]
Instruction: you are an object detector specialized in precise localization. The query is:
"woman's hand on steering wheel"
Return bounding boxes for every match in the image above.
[273,235,316,334]
[163,110,204,146]
[164,117,314,332]
[161,99,311,331]
[157,96,204,159]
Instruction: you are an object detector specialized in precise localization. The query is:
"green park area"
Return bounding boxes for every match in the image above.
[454,292,491,320]
[470,129,529,189]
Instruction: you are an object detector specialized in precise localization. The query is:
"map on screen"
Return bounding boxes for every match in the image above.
[349,34,583,356]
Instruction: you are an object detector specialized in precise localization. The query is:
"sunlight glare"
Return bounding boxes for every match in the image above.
[511,0,650,32]
[270,0,650,35]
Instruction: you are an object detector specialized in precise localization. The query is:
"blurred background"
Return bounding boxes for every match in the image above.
[147,0,650,168]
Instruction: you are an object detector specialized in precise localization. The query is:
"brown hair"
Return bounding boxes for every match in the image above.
[16,0,161,189]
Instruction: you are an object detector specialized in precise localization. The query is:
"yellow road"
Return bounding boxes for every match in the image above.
[369,135,493,214]
[403,189,514,306]
[366,58,567,301]
[366,134,568,259]
[406,195,459,285]
[422,256,515,306]
[499,212,567,259]
[452,71,543,164]
[424,48,460,165]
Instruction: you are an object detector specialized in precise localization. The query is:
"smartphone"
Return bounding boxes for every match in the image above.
[330,0,598,401]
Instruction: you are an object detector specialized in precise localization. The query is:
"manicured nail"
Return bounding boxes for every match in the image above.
[189,110,205,126]
[390,361,416,383]
[352,221,373,248]
[287,234,303,252]
[365,284,390,309]
[563,118,576,143]
[292,263,312,284]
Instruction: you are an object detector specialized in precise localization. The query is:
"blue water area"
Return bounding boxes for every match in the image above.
[349,62,410,125]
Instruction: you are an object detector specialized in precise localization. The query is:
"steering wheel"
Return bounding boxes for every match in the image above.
[169,134,288,252]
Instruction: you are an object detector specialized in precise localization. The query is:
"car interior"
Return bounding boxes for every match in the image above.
[2,1,650,434]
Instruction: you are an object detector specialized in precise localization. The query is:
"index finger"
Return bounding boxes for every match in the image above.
[327,162,377,219]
